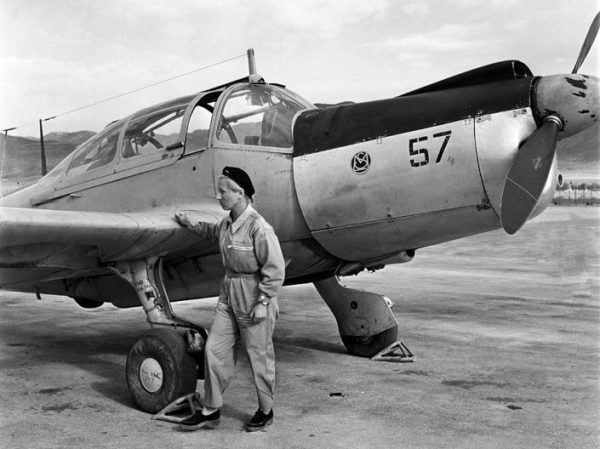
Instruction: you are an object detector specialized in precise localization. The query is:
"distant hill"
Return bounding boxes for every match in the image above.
[0,131,94,179]
[45,131,95,147]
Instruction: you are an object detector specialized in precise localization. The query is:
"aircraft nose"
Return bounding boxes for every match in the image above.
[533,74,599,138]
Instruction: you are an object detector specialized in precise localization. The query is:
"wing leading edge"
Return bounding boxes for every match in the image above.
[0,206,223,288]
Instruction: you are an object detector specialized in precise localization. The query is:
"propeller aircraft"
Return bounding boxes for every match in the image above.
[1,15,598,414]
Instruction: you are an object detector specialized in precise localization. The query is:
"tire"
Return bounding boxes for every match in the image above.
[126,328,198,413]
[341,324,399,358]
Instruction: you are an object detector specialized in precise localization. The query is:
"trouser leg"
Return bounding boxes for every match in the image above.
[239,305,277,412]
[203,301,239,409]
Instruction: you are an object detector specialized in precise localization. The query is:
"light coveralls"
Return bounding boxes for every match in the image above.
[189,204,285,413]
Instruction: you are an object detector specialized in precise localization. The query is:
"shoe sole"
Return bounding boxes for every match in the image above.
[246,417,273,432]
[179,419,220,431]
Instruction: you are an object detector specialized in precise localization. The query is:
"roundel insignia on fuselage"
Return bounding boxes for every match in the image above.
[351,151,371,174]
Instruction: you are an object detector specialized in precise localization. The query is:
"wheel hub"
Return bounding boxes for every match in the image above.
[139,357,163,393]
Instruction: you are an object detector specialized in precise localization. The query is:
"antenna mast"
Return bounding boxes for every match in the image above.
[247,48,257,75]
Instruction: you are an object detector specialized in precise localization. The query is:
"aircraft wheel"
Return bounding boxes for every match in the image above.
[126,328,198,413]
[341,324,398,358]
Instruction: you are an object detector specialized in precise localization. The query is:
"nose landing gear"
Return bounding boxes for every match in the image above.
[314,276,405,358]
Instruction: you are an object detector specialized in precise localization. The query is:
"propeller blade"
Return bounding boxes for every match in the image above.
[572,11,600,74]
[500,117,562,235]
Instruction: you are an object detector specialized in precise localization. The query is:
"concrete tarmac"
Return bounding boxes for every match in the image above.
[0,206,598,449]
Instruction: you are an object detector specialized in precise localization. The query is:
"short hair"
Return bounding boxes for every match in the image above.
[218,176,252,201]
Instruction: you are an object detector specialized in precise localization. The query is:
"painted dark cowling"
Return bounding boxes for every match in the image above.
[293,61,534,157]
[400,60,533,96]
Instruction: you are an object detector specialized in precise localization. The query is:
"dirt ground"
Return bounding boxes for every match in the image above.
[0,206,598,449]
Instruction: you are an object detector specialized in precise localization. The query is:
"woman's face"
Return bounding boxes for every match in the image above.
[217,178,243,210]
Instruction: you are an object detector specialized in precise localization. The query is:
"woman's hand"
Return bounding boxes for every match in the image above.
[251,302,268,322]
[175,211,191,227]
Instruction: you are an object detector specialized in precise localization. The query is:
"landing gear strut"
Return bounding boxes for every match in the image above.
[314,276,399,358]
[111,257,206,413]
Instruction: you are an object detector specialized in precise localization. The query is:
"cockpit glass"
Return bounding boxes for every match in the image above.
[185,100,215,153]
[66,126,120,176]
[121,107,186,158]
[217,85,307,148]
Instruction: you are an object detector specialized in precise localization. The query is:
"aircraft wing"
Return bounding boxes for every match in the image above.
[0,206,223,288]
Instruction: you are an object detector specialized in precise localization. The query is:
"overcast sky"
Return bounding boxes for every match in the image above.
[1,0,599,136]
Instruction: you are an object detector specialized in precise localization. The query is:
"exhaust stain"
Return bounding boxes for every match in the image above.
[573,91,586,98]
[565,77,587,90]
[544,109,560,116]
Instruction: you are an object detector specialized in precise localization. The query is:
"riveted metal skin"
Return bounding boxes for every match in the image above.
[292,65,534,261]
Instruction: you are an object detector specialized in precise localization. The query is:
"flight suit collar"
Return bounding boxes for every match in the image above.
[226,204,256,234]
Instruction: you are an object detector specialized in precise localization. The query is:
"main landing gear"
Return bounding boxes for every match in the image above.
[314,276,400,358]
[110,257,206,413]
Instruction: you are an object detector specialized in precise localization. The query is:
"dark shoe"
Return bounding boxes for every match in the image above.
[246,408,273,432]
[179,410,220,431]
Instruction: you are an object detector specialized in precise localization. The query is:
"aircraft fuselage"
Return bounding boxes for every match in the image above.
[1,61,595,308]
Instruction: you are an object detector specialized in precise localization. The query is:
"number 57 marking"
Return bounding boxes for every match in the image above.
[409,130,452,168]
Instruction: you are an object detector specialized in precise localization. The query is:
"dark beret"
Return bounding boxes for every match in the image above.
[222,166,255,198]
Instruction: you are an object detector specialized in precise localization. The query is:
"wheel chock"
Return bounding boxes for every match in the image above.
[152,392,202,423]
[371,341,414,363]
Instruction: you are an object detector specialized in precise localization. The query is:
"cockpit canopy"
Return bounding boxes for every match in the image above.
[42,81,313,186]
[216,84,308,148]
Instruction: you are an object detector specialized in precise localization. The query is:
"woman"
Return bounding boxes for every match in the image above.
[175,166,285,432]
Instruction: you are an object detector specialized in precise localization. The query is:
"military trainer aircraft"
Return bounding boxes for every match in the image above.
[1,15,598,413]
